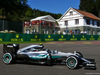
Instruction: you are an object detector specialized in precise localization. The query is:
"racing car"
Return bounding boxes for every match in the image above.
[3,44,96,69]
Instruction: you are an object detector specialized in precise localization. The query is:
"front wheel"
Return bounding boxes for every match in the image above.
[3,53,15,64]
[66,56,79,69]
[76,51,83,58]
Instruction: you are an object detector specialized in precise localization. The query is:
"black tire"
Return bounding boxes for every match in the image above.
[66,56,78,69]
[3,53,15,64]
[76,52,83,58]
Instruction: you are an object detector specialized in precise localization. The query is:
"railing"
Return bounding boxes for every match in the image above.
[0,33,100,42]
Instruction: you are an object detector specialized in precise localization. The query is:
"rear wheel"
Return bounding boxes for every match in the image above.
[66,56,78,69]
[3,53,15,64]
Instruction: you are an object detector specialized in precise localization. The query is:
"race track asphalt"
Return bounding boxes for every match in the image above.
[0,42,100,75]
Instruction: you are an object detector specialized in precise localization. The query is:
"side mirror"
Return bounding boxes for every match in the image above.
[52,50,58,54]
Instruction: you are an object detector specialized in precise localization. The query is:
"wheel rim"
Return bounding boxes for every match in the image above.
[67,58,76,67]
[3,54,11,63]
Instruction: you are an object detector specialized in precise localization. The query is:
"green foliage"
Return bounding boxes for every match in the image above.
[79,0,100,17]
[0,0,62,21]
[95,0,100,9]
[95,0,100,16]
[0,9,4,15]
[32,9,62,19]
[25,8,33,18]
[0,0,29,21]
[79,0,95,14]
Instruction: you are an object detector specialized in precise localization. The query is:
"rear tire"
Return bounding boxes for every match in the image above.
[66,56,78,69]
[3,53,15,64]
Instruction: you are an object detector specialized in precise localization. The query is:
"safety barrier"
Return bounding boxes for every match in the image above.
[0,33,100,42]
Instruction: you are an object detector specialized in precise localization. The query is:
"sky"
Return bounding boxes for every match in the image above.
[27,0,80,14]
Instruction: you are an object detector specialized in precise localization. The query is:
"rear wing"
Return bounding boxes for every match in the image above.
[3,44,19,54]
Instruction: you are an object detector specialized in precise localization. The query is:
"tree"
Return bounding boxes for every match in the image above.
[35,9,41,17]
[79,0,95,14]
[0,0,29,20]
[57,13,62,19]
[25,8,33,18]
[0,0,62,21]
[79,0,100,17]
[0,8,4,15]
[95,0,100,17]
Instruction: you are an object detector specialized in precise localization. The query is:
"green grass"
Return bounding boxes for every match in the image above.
[0,41,45,44]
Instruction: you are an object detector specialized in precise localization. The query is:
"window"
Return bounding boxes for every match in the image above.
[70,11,73,15]
[65,21,68,26]
[75,19,79,24]
[86,19,90,25]
[97,22,100,26]
[92,20,94,26]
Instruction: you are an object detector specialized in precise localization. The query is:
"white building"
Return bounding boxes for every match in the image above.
[24,15,56,34]
[57,7,100,35]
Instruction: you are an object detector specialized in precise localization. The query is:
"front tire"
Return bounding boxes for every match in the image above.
[66,56,78,69]
[76,51,83,58]
[3,53,15,64]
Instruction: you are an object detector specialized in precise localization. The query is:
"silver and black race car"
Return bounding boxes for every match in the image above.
[3,44,96,69]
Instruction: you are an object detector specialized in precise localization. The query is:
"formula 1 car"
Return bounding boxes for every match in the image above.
[3,44,96,69]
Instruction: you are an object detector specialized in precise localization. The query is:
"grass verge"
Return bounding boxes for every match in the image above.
[0,41,45,44]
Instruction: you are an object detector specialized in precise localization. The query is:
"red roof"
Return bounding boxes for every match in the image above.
[73,8,100,20]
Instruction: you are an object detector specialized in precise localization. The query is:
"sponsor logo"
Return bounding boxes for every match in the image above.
[89,36,95,40]
[70,35,77,41]
[45,35,54,41]
[31,39,41,41]
[81,36,87,40]
[11,34,23,42]
[0,38,2,41]
[59,35,66,41]
[31,35,41,41]
[98,36,100,40]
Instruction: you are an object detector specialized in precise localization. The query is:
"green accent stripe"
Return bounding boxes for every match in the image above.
[67,58,76,67]
[30,57,42,60]
[4,54,11,63]
[30,55,48,60]
[51,56,62,58]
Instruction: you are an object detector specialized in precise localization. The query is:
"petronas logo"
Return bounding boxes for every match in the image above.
[16,34,19,38]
